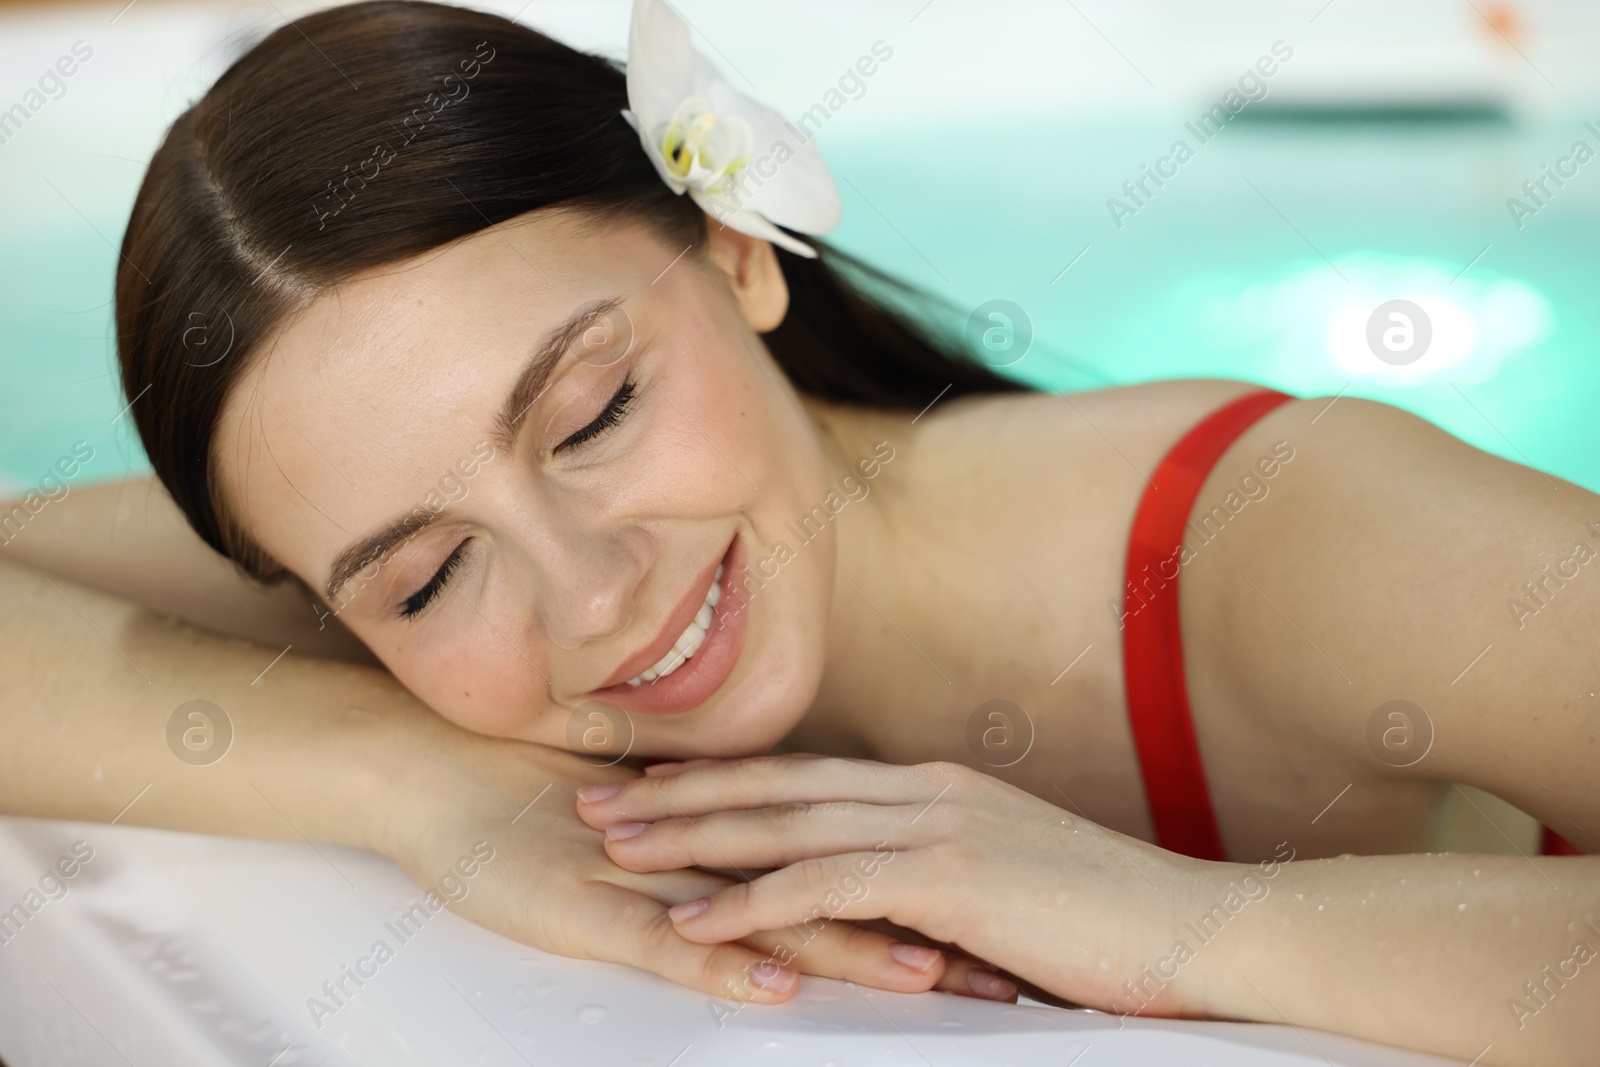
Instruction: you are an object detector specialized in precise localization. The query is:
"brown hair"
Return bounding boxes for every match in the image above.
[114,0,1031,584]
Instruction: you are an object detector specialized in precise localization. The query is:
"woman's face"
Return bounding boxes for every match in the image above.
[214,208,838,760]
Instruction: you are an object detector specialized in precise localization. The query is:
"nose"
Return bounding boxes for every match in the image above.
[540,523,653,651]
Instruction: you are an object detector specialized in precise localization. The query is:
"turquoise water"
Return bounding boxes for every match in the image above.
[829,115,1600,492]
[4,113,1598,493]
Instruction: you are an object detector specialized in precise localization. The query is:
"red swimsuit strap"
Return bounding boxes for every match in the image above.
[1120,387,1582,860]
[1543,827,1582,855]
[1122,387,1294,861]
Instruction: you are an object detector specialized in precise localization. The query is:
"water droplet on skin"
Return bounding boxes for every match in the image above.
[1458,903,1468,911]
[577,1004,606,1024]
[1316,904,1325,911]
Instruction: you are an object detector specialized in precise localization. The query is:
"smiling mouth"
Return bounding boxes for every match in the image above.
[623,561,722,685]
[588,533,750,715]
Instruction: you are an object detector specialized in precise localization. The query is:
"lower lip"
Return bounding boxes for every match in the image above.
[590,533,750,715]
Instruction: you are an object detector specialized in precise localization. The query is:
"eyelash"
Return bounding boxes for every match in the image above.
[395,376,639,621]
[557,377,638,452]
[399,539,467,620]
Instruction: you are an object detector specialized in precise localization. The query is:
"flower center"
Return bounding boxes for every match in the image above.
[658,96,751,194]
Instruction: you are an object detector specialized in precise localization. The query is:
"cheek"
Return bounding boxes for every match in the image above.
[644,346,771,509]
[381,631,549,740]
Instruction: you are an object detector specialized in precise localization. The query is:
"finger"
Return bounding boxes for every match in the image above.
[935,954,1021,1002]
[646,754,829,777]
[667,853,906,945]
[613,866,949,995]
[569,881,801,1004]
[737,921,948,995]
[602,804,908,873]
[829,919,1019,1002]
[577,754,922,827]
[641,757,714,777]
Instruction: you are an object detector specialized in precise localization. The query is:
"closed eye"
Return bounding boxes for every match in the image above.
[398,540,468,620]
[558,377,637,452]
[394,377,639,622]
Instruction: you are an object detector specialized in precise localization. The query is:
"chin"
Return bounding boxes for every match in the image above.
[674,630,824,759]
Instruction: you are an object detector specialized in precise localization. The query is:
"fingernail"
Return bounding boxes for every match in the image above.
[748,963,796,993]
[667,898,709,923]
[966,968,1018,1000]
[888,942,941,971]
[577,784,623,804]
[605,821,649,840]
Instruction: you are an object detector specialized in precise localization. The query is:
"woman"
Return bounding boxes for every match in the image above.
[6,1,1592,1063]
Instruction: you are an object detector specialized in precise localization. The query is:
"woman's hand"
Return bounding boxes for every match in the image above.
[382,739,1002,1005]
[576,754,1215,1016]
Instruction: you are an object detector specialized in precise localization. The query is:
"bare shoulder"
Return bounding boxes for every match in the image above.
[922,377,1268,446]
[1183,393,1600,846]
[882,377,1280,556]
[906,377,1277,484]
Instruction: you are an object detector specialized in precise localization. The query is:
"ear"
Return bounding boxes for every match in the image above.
[704,221,790,333]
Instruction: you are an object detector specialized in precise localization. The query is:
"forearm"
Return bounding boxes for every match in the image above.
[1,476,374,663]
[0,557,563,857]
[1196,851,1600,1067]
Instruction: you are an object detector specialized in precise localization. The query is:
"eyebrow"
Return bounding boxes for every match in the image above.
[321,295,626,602]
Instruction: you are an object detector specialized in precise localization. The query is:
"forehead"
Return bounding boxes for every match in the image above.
[211,209,669,583]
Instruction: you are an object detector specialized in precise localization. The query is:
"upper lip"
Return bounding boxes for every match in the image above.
[592,539,728,690]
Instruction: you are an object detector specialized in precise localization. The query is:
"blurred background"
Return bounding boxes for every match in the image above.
[3,0,1599,493]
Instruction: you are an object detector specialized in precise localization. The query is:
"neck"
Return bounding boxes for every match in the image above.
[782,393,944,760]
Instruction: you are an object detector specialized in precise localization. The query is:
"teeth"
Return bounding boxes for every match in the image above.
[624,562,725,687]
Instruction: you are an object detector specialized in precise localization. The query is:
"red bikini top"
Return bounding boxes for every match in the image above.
[1120,387,1580,860]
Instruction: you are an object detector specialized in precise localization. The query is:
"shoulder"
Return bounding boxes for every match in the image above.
[912,377,1280,468]
[1182,392,1600,842]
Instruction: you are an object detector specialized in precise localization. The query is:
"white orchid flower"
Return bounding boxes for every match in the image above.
[620,0,841,258]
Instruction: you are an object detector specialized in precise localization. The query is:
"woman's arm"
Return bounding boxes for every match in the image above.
[0,555,982,1002]
[0,551,399,845]
[1,474,373,663]
[578,755,1600,1067]
[1196,850,1597,1066]
[1193,395,1600,850]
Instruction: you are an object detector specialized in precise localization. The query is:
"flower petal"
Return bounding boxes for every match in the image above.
[624,0,840,253]
[692,195,818,258]
[700,88,840,236]
[624,0,696,126]
[620,108,687,193]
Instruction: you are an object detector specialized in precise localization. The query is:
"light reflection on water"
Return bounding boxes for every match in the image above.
[827,114,1600,491]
